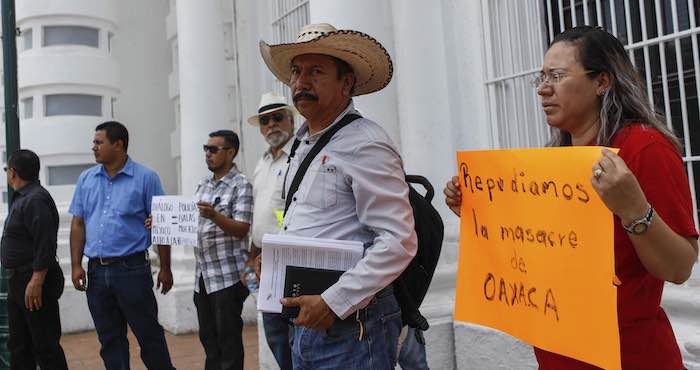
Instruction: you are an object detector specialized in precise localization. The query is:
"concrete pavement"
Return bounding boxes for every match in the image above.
[61,324,259,369]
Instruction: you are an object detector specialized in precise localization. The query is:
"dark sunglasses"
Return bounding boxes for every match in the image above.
[259,112,287,126]
[202,145,232,154]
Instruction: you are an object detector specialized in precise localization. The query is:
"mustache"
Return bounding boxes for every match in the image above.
[293,91,318,102]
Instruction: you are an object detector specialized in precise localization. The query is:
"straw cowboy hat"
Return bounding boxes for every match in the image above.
[247,92,295,126]
[259,23,393,96]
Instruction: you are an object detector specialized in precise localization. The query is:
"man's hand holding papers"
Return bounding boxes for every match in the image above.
[257,234,365,325]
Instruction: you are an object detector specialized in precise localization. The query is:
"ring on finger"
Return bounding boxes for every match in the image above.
[593,168,603,179]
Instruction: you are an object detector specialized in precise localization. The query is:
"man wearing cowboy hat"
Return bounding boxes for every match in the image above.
[260,23,417,369]
[247,92,295,370]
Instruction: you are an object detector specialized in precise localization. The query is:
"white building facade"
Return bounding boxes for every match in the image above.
[1,1,698,369]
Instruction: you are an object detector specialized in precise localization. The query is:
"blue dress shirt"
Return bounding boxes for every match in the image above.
[69,157,165,258]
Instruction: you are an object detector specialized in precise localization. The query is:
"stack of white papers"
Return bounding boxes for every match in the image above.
[257,234,364,313]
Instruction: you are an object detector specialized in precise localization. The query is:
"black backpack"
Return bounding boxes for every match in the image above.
[284,114,445,331]
[394,175,444,330]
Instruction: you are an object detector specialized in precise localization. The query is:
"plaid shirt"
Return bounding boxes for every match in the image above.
[193,165,253,294]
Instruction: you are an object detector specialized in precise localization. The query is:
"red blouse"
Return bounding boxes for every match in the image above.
[535,125,698,370]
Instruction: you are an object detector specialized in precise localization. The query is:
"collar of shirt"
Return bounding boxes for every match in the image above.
[263,136,295,161]
[294,100,357,142]
[13,181,41,197]
[202,164,241,187]
[97,157,135,179]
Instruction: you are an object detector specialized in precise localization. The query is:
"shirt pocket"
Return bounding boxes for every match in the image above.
[304,164,338,209]
[116,190,144,216]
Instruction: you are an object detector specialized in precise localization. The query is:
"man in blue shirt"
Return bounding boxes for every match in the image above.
[69,121,175,370]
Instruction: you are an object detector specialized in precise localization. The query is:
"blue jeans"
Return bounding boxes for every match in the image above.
[292,288,402,370]
[86,254,175,370]
[398,327,429,370]
[262,312,293,370]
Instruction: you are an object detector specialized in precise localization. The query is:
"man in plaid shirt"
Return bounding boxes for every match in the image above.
[194,129,253,370]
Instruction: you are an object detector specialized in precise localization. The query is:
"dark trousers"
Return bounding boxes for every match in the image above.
[7,262,67,370]
[193,277,249,370]
[86,254,175,370]
[262,312,293,370]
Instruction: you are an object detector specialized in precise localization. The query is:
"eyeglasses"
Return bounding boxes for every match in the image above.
[259,112,287,126]
[202,145,232,154]
[531,70,597,88]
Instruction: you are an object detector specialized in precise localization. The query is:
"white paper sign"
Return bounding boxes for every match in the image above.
[151,196,199,246]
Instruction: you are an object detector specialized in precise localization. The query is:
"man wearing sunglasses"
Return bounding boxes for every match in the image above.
[193,129,253,370]
[1,150,68,370]
[246,92,295,370]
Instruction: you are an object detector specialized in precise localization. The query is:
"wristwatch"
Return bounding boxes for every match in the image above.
[622,204,654,235]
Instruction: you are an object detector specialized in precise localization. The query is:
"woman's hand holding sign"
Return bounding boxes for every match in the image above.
[444,176,462,217]
[590,148,648,225]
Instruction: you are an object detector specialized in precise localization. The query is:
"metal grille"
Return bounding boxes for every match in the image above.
[270,0,309,99]
[482,0,700,224]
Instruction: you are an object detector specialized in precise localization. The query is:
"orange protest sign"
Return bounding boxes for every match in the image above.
[454,147,621,370]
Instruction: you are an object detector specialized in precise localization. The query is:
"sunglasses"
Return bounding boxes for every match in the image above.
[259,112,287,126]
[202,145,232,154]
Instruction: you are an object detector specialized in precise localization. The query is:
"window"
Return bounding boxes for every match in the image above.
[47,164,93,186]
[23,28,32,50]
[271,0,309,98]
[43,26,99,48]
[480,1,549,149]
[22,97,33,119]
[111,97,116,118]
[45,94,102,116]
[482,0,700,222]
[108,32,114,52]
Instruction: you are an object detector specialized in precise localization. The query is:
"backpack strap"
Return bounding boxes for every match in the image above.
[283,113,361,216]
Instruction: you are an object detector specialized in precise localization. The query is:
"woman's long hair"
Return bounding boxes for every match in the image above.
[546,26,682,151]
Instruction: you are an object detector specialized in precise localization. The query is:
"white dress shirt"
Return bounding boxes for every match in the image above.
[251,139,294,248]
[282,101,417,319]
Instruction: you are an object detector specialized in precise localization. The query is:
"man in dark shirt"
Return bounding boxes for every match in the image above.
[1,149,68,370]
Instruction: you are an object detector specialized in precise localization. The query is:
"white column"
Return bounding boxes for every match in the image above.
[679,275,700,368]
[155,0,230,334]
[309,0,402,147]
[176,0,229,195]
[390,0,454,217]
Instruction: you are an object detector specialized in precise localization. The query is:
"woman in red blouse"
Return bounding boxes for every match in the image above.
[444,26,698,369]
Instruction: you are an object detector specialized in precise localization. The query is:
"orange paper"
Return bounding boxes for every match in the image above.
[454,147,620,370]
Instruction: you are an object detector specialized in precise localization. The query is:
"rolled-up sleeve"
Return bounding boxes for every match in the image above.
[321,140,417,319]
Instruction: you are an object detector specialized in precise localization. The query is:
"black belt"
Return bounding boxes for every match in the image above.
[339,285,394,323]
[89,251,147,266]
[5,260,59,277]
[5,263,33,277]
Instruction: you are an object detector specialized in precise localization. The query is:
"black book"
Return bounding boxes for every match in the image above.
[280,265,345,319]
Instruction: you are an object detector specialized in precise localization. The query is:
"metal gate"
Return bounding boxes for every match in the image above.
[481,0,700,226]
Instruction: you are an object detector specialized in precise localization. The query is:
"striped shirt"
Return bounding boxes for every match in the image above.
[193,165,253,294]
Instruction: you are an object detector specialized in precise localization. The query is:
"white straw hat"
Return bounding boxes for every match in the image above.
[247,92,295,126]
[259,23,393,96]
